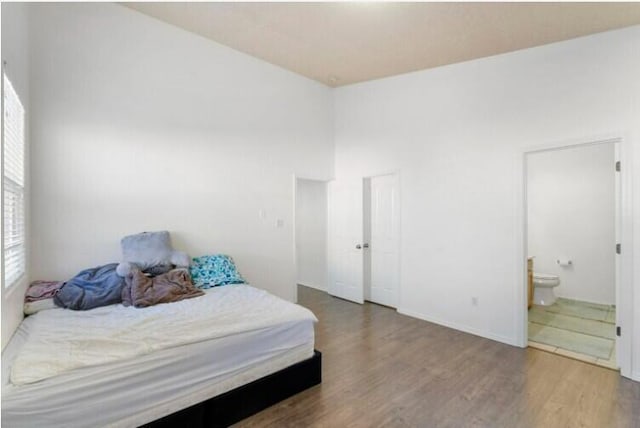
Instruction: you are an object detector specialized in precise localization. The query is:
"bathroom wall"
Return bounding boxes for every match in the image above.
[527,144,615,305]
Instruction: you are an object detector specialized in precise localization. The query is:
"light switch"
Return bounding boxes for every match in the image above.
[276,219,284,228]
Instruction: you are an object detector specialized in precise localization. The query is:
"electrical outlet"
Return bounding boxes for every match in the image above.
[276,219,284,228]
[471,297,478,306]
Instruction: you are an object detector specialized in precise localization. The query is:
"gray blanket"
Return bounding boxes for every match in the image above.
[54,263,125,310]
[122,268,204,308]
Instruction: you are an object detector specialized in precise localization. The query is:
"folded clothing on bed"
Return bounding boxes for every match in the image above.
[25,280,64,302]
[54,263,125,310]
[122,268,204,308]
[24,281,64,315]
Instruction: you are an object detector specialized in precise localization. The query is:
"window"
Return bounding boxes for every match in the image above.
[2,71,26,288]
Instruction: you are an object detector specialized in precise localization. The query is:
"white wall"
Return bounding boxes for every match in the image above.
[13,4,640,380]
[527,144,615,305]
[295,179,327,290]
[333,26,640,371]
[1,2,30,350]
[28,3,333,303]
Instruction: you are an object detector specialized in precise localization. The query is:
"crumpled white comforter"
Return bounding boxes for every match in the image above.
[10,284,317,385]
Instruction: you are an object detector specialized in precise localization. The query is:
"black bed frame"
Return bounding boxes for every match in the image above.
[143,350,322,428]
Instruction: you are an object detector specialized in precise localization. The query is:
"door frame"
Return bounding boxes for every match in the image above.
[292,174,331,304]
[515,135,633,379]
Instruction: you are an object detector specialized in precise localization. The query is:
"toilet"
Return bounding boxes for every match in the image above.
[533,273,560,306]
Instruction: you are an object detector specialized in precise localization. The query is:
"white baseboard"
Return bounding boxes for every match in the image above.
[297,282,327,292]
[554,295,615,307]
[632,370,640,382]
[397,307,518,347]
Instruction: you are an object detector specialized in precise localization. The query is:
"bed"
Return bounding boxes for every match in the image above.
[1,284,321,427]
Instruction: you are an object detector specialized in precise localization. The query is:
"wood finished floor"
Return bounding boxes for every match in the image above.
[234,286,640,428]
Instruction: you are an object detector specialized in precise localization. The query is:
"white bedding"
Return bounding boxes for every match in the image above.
[9,283,316,385]
[23,297,56,315]
[2,284,317,427]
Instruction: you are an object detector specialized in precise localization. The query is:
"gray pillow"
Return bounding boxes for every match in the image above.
[116,231,190,277]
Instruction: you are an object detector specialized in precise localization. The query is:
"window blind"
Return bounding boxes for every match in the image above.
[3,72,26,288]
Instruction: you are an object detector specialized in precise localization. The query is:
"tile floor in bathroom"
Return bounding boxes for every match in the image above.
[528,297,617,370]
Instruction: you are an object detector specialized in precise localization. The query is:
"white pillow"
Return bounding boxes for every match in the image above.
[24,299,57,315]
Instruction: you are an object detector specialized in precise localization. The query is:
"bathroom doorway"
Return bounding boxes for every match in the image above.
[524,139,622,370]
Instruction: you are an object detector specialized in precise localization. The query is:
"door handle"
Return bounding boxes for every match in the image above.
[355,244,362,249]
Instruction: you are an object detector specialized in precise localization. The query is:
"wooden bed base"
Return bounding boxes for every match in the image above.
[143,350,322,428]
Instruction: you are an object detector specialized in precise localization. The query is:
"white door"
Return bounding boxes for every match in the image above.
[368,174,399,307]
[327,179,364,304]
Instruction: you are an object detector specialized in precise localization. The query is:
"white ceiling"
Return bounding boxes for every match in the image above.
[125,2,640,87]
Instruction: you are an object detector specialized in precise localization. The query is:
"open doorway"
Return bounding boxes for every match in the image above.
[295,178,329,294]
[525,141,619,369]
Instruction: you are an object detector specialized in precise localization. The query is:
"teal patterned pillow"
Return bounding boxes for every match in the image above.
[190,254,245,288]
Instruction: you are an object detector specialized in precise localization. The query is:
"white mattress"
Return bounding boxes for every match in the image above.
[1,285,316,427]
